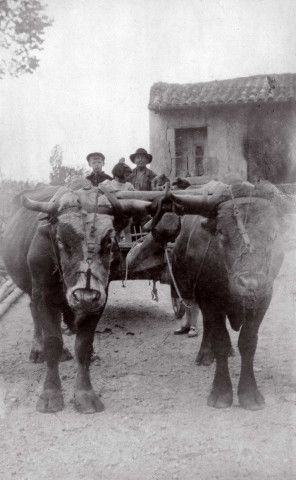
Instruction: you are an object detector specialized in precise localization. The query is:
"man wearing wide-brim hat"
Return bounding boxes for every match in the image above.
[128,148,157,191]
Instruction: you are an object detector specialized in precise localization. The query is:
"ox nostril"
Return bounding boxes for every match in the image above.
[92,292,100,303]
[237,275,258,291]
[72,289,100,306]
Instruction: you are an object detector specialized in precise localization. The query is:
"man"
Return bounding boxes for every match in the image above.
[85,152,112,186]
[128,148,157,191]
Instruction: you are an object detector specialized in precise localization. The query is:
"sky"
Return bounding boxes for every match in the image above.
[0,0,296,182]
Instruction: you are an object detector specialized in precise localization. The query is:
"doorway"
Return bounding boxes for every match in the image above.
[174,127,207,177]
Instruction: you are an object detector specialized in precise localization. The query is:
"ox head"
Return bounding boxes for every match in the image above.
[170,182,292,303]
[22,186,150,315]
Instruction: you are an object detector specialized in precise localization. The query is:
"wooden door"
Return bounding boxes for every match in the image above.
[175,128,207,177]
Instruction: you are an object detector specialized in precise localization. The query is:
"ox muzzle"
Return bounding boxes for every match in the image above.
[69,288,102,313]
[231,272,270,306]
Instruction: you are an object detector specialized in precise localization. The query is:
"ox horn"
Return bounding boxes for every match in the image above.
[170,183,228,217]
[119,199,151,215]
[22,195,58,214]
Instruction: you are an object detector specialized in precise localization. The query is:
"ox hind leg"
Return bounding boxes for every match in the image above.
[206,307,233,408]
[195,302,214,366]
[74,312,104,414]
[237,301,270,410]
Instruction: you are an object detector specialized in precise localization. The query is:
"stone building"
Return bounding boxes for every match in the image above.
[148,74,296,184]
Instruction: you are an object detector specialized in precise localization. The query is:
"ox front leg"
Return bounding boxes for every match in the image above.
[237,306,267,410]
[29,300,45,363]
[36,298,64,413]
[207,311,233,408]
[74,314,104,414]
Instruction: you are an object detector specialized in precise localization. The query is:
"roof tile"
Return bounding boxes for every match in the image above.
[149,74,296,110]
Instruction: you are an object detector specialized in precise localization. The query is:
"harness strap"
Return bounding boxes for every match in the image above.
[49,225,64,285]
[192,237,212,293]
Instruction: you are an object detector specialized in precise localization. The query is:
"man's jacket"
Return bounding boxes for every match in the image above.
[128,167,157,191]
[86,172,112,187]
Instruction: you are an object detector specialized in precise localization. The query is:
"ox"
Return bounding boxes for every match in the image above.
[3,184,150,413]
[170,181,291,410]
[126,180,292,410]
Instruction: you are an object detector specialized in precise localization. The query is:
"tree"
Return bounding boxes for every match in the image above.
[0,0,53,78]
[49,145,87,186]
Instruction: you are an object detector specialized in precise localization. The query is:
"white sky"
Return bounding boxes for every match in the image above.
[0,0,295,181]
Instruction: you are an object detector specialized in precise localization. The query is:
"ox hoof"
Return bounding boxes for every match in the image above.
[207,389,233,408]
[60,347,73,362]
[239,390,265,410]
[196,348,214,366]
[29,346,45,363]
[36,389,64,413]
[74,390,104,414]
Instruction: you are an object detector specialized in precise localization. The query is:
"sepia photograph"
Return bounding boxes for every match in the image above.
[0,0,295,478]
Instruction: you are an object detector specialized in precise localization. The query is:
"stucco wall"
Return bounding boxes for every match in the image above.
[149,105,249,180]
[149,103,296,182]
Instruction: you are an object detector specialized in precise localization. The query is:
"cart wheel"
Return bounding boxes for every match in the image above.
[171,285,186,319]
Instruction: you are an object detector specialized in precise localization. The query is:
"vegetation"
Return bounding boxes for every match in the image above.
[49,144,88,186]
[243,116,296,184]
[0,0,53,78]
[0,175,37,245]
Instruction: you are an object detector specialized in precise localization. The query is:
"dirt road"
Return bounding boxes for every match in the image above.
[0,250,296,479]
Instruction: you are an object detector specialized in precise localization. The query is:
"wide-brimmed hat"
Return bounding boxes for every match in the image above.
[86,152,105,162]
[129,148,152,164]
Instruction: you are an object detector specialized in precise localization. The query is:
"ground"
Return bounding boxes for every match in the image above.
[0,250,296,480]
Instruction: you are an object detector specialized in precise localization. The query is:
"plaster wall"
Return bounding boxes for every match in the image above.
[149,105,249,180]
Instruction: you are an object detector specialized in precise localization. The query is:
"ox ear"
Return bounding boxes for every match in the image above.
[200,217,217,233]
[22,195,59,214]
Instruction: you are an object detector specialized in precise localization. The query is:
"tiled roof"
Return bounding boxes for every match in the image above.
[148,74,296,111]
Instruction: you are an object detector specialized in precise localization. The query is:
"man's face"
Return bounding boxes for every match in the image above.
[134,154,149,168]
[89,156,104,173]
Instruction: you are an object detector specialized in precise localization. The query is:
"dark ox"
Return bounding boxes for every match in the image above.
[171,181,291,410]
[3,184,149,414]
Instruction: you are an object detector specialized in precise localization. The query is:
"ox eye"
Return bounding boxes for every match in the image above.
[217,229,227,243]
[57,238,72,255]
[102,236,113,251]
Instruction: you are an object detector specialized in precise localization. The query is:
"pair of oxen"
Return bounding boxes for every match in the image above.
[3,179,291,413]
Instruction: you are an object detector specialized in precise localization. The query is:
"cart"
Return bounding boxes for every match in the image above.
[114,224,185,319]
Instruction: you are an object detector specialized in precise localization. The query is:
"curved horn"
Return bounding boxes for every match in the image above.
[119,199,151,215]
[170,183,227,216]
[22,195,58,214]
[169,193,216,217]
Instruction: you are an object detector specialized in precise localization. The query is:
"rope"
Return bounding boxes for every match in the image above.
[164,246,191,309]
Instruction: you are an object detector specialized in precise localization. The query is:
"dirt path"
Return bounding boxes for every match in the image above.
[0,250,296,480]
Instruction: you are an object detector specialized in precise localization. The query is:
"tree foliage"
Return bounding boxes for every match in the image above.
[0,0,53,78]
[49,145,87,186]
